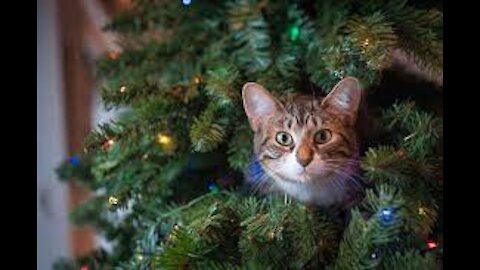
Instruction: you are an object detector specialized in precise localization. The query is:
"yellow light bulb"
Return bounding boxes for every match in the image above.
[108,196,118,205]
[193,76,202,85]
[108,50,121,60]
[267,231,275,241]
[120,86,127,93]
[157,134,172,145]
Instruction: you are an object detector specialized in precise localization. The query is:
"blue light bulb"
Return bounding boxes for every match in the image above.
[69,155,81,166]
[379,208,394,224]
[182,0,192,6]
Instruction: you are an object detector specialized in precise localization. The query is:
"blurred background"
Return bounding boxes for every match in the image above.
[37,1,130,269]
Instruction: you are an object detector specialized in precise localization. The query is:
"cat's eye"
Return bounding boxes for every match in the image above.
[276,131,294,146]
[314,129,332,144]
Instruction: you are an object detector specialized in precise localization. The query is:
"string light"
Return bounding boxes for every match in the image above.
[193,75,202,85]
[363,38,370,47]
[208,181,220,193]
[108,51,121,60]
[102,139,115,151]
[108,196,119,206]
[267,231,275,241]
[418,207,426,216]
[396,148,407,157]
[80,265,89,270]
[379,208,394,225]
[182,0,192,6]
[120,86,127,93]
[289,25,300,41]
[136,254,144,261]
[333,70,344,79]
[69,155,81,166]
[156,132,176,154]
[426,240,438,249]
[157,133,172,145]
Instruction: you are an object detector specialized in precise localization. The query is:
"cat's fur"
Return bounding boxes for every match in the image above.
[242,77,365,208]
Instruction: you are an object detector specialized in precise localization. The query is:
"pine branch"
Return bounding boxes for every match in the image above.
[227,122,254,171]
[156,226,213,269]
[361,146,413,183]
[384,1,443,76]
[334,185,406,270]
[380,249,438,270]
[189,102,227,152]
[228,0,272,75]
[382,102,442,159]
[204,65,240,107]
[346,12,398,70]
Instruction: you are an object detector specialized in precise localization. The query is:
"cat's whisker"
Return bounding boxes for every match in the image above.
[321,164,364,192]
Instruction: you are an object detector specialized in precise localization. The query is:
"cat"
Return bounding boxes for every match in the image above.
[242,77,365,209]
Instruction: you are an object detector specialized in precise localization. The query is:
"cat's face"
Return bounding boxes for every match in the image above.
[242,77,362,204]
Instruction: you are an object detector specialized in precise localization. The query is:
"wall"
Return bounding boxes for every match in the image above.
[37,0,70,268]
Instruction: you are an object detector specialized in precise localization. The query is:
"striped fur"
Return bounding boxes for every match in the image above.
[243,77,364,207]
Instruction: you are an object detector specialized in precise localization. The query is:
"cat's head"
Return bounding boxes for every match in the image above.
[242,77,363,204]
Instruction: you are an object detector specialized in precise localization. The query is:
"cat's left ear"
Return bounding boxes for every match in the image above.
[321,77,362,125]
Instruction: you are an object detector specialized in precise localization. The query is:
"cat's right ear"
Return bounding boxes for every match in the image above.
[242,82,283,132]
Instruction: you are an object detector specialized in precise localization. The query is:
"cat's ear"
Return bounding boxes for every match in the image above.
[321,77,362,125]
[242,82,283,132]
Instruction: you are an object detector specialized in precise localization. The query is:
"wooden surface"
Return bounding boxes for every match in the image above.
[57,0,95,257]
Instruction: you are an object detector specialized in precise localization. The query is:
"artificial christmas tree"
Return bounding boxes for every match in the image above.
[54,0,442,269]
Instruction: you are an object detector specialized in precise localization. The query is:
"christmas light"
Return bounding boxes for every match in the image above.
[363,38,370,47]
[333,70,344,79]
[182,0,192,6]
[208,181,220,193]
[80,265,89,270]
[371,253,377,259]
[108,196,119,205]
[108,51,121,60]
[193,75,202,85]
[137,254,144,261]
[427,240,437,249]
[102,139,115,151]
[289,25,300,41]
[267,231,275,241]
[156,132,176,154]
[418,207,426,215]
[120,86,127,93]
[69,155,81,166]
[379,208,394,224]
[157,133,172,145]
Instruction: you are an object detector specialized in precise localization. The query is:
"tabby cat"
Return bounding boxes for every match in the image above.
[242,77,365,208]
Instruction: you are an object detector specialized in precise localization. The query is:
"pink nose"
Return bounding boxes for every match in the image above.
[296,151,313,167]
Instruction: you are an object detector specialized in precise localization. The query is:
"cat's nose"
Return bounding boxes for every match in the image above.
[297,156,313,167]
[296,146,313,167]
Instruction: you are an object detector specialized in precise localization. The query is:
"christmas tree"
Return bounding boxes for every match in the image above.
[54,0,443,269]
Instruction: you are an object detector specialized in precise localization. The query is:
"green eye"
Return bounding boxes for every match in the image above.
[276,131,294,146]
[314,129,332,144]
